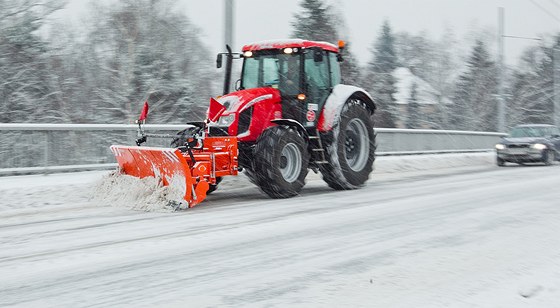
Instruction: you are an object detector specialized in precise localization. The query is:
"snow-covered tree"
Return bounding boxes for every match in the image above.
[393,28,461,129]
[394,31,434,79]
[291,0,361,85]
[364,20,398,128]
[339,44,361,85]
[79,0,215,124]
[292,0,337,42]
[451,40,499,131]
[0,0,65,123]
[507,36,560,127]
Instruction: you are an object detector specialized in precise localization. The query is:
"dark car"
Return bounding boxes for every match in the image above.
[495,124,560,166]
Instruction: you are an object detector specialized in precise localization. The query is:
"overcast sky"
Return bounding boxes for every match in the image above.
[178,0,560,66]
[64,0,560,66]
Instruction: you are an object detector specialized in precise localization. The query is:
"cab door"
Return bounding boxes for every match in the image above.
[303,49,331,127]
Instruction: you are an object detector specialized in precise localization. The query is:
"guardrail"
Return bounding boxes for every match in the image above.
[375,128,505,154]
[0,124,505,176]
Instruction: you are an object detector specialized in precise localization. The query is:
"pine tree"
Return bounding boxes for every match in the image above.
[291,0,361,86]
[339,43,361,85]
[292,0,337,42]
[365,20,398,128]
[451,40,498,131]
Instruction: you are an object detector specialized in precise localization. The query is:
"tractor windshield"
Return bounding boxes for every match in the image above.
[241,52,301,96]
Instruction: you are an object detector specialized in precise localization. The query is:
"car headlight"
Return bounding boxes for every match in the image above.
[495,144,506,150]
[217,114,235,126]
[531,143,547,150]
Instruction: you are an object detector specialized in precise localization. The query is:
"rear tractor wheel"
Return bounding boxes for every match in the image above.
[320,99,376,190]
[253,126,309,198]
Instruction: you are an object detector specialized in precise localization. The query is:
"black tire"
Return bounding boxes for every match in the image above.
[243,168,258,185]
[320,99,375,190]
[207,177,223,194]
[253,126,309,198]
[543,150,554,166]
[497,157,505,167]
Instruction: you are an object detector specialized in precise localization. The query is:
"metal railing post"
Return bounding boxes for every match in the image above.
[44,131,51,174]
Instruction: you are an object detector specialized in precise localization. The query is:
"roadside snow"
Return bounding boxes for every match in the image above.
[0,152,495,213]
[1,151,560,307]
[92,171,188,212]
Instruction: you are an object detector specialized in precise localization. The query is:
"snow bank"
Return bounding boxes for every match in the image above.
[100,151,496,213]
[1,152,496,213]
[92,171,188,212]
[375,152,495,173]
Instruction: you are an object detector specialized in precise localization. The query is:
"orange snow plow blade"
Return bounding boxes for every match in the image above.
[110,137,238,208]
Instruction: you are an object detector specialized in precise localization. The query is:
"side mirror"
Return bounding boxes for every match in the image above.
[216,54,223,68]
[313,50,323,62]
[235,79,241,91]
[337,53,344,62]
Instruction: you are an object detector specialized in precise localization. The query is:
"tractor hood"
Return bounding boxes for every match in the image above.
[209,87,282,140]
[217,87,281,115]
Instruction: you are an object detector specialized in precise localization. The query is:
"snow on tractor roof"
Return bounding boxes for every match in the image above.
[242,39,339,53]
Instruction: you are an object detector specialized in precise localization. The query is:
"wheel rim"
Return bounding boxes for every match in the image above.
[344,118,370,172]
[280,143,302,183]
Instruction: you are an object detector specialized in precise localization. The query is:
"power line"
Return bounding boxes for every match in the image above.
[530,0,560,23]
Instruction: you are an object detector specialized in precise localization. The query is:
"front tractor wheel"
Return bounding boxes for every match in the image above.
[320,100,376,190]
[253,126,309,198]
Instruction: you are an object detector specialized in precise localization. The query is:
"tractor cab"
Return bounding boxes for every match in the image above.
[217,40,344,128]
[240,40,342,122]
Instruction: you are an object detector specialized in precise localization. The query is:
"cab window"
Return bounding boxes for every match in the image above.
[328,52,341,86]
[304,49,330,91]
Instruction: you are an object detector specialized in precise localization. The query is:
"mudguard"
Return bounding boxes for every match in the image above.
[318,84,376,132]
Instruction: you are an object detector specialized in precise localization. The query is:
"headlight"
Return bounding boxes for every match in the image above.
[531,143,547,150]
[217,114,235,126]
[495,144,506,150]
[283,47,293,54]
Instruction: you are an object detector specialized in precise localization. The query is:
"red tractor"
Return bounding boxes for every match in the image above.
[111,39,376,207]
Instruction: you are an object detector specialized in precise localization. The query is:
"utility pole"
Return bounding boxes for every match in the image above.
[497,7,506,132]
[224,0,234,49]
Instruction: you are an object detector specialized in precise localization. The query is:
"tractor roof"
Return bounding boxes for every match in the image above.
[242,39,338,53]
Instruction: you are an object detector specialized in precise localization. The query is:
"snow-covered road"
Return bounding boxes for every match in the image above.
[1,153,560,307]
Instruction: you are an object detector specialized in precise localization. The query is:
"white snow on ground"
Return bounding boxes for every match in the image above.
[91,152,495,213]
[1,152,560,307]
[92,171,187,212]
